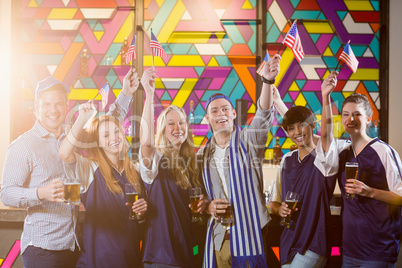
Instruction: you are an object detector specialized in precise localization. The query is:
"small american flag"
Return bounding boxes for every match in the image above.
[125,34,136,64]
[100,82,110,110]
[256,51,271,76]
[150,30,166,58]
[339,43,359,73]
[283,20,304,62]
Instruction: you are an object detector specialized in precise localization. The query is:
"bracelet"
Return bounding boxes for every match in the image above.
[262,76,275,84]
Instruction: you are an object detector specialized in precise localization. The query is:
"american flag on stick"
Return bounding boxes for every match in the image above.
[125,34,136,64]
[256,51,271,76]
[283,20,304,62]
[339,41,359,73]
[100,82,110,110]
[150,30,166,58]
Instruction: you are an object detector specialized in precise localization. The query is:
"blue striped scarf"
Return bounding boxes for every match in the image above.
[202,126,267,268]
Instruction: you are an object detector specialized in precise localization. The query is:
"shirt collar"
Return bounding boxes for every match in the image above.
[33,120,66,139]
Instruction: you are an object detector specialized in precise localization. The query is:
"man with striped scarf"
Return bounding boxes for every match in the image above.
[199,54,281,267]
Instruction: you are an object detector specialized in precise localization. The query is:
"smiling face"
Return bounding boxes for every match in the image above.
[341,102,371,136]
[286,121,315,149]
[98,120,125,159]
[206,98,236,135]
[164,110,188,150]
[35,89,68,137]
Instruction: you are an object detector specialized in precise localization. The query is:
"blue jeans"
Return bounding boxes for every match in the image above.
[22,246,79,268]
[342,254,396,268]
[282,250,327,268]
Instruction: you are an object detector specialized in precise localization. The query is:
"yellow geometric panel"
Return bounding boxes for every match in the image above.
[193,136,205,147]
[323,47,333,56]
[168,32,223,44]
[349,69,379,80]
[344,0,374,11]
[322,70,331,79]
[265,148,274,160]
[342,91,354,99]
[266,132,274,146]
[241,0,253,10]
[294,93,307,106]
[289,81,300,91]
[68,89,121,100]
[207,57,219,67]
[114,11,134,43]
[48,8,78,19]
[28,0,38,7]
[158,0,186,43]
[144,55,166,66]
[332,115,344,139]
[155,78,165,89]
[168,55,205,66]
[93,31,104,41]
[155,0,164,8]
[303,22,334,34]
[171,79,197,107]
[282,137,295,149]
[247,103,256,113]
[275,48,294,87]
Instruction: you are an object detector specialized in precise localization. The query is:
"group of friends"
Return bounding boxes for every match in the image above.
[1,53,402,268]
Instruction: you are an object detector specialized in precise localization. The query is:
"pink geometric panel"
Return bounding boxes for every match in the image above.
[155,89,164,99]
[316,68,327,79]
[303,80,322,91]
[236,22,254,43]
[289,91,299,101]
[316,34,333,54]
[296,70,306,79]
[156,67,198,78]
[41,0,65,8]
[194,90,205,100]
[201,56,212,65]
[60,34,72,52]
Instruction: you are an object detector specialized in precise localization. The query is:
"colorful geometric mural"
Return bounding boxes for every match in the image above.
[17,0,381,160]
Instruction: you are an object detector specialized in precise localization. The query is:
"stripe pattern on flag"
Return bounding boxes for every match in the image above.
[150,31,166,58]
[125,34,136,64]
[339,43,359,73]
[283,20,304,62]
[256,52,271,76]
[100,83,110,110]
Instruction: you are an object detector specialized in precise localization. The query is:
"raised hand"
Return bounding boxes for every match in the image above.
[321,71,338,97]
[141,68,157,96]
[121,68,140,96]
[263,54,281,81]
[78,100,97,124]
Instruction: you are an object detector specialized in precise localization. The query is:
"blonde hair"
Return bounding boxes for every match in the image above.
[84,115,143,195]
[155,105,200,189]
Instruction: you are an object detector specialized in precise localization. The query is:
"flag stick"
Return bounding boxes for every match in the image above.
[92,92,100,101]
[334,40,350,72]
[276,43,284,56]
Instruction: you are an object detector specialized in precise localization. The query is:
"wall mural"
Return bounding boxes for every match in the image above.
[16,0,380,159]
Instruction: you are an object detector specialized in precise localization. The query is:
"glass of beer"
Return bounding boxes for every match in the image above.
[125,183,140,220]
[189,187,202,223]
[345,162,359,199]
[216,199,234,226]
[63,177,81,205]
[280,191,299,228]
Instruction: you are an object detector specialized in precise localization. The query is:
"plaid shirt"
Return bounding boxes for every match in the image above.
[0,93,132,254]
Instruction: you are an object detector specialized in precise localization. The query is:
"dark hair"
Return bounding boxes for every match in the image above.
[282,106,315,131]
[341,93,373,117]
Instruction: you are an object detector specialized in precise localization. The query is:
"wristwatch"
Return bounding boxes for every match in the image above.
[261,76,275,84]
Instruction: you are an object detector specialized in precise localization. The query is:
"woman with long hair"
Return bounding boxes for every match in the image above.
[58,69,148,267]
[139,68,207,268]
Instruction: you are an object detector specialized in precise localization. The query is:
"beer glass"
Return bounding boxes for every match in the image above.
[280,191,299,228]
[63,177,81,205]
[345,162,359,199]
[189,187,202,223]
[125,183,140,220]
[216,199,234,226]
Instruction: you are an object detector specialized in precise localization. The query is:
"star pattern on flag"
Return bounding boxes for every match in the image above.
[339,43,359,73]
[150,30,167,58]
[283,20,304,62]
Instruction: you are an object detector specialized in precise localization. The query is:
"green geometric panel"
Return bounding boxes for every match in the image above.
[350,45,367,57]
[74,33,84,43]
[317,12,326,20]
[331,92,345,113]
[248,22,257,54]
[291,11,320,20]
[81,78,97,89]
[267,23,280,43]
[337,11,348,21]
[194,67,205,76]
[161,91,172,101]
[369,37,379,61]
[290,0,301,8]
[149,0,177,36]
[322,56,338,69]
[222,21,245,44]
[249,0,256,7]
[221,36,233,53]
[113,79,122,89]
[188,45,199,55]
[295,80,306,89]
[371,0,379,11]
[310,34,320,43]
[94,21,104,31]
[201,69,238,101]
[195,103,205,124]
[329,36,342,54]
[229,81,246,102]
[169,44,191,54]
[363,81,379,92]
[215,56,232,67]
[266,12,274,30]
[104,44,122,64]
[283,93,293,103]
[34,19,44,29]
[87,20,98,30]
[303,92,322,114]
[106,68,117,86]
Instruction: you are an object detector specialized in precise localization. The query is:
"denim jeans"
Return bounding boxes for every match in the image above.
[282,250,327,268]
[342,254,396,268]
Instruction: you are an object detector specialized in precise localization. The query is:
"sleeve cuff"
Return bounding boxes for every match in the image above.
[255,99,275,116]
[28,187,42,206]
[138,147,161,184]
[116,92,133,111]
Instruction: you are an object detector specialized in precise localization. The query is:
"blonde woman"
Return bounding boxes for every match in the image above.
[139,68,208,268]
[58,70,147,267]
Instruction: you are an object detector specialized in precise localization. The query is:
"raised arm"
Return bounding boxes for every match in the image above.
[320,71,338,152]
[59,101,97,164]
[272,85,288,117]
[107,68,140,121]
[260,54,281,110]
[140,68,157,169]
